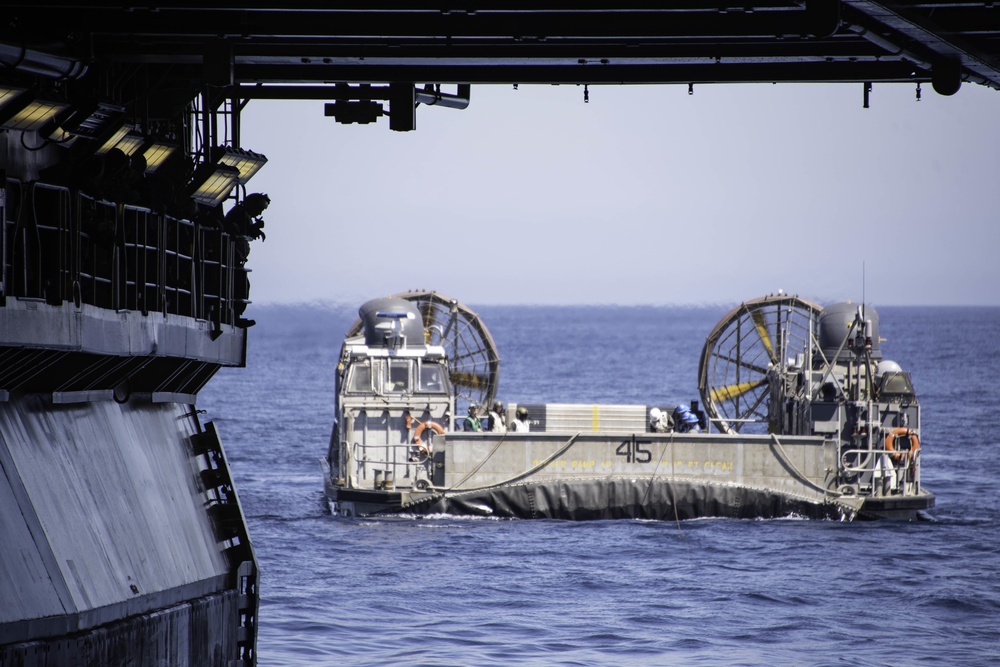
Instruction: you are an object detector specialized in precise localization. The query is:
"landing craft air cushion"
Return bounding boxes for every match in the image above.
[322,291,934,521]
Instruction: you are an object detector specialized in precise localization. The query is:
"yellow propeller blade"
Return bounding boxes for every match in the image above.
[450,371,490,389]
[711,379,767,403]
[750,309,776,363]
[418,301,435,344]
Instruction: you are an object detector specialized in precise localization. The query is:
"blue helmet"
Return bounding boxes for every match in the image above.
[682,411,700,424]
[675,404,690,414]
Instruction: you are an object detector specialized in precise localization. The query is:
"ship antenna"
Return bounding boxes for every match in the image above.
[862,260,866,321]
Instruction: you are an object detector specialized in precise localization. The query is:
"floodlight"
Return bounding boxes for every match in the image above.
[0,87,70,132]
[188,163,240,207]
[94,122,131,155]
[142,141,178,173]
[110,130,147,157]
[61,101,126,141]
[214,146,267,184]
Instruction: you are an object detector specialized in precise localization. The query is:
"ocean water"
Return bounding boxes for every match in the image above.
[199,303,1000,667]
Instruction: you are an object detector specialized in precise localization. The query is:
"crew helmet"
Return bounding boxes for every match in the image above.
[515,406,529,419]
[649,407,662,421]
[493,400,504,413]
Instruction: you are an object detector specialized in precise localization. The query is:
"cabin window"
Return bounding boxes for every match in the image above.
[878,371,915,397]
[386,360,410,392]
[418,363,446,393]
[347,362,372,393]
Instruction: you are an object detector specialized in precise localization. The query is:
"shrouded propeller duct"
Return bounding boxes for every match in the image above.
[699,294,821,434]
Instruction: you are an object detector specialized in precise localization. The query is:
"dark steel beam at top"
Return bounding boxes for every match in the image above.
[232,60,927,86]
[1,2,996,93]
[85,35,888,64]
[3,6,834,41]
[843,0,1000,89]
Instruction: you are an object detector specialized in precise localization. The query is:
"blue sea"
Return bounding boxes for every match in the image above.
[199,303,1000,666]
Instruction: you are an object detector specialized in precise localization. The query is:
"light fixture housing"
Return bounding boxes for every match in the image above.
[0,87,71,132]
[111,130,147,157]
[142,141,178,173]
[0,86,23,110]
[213,146,268,184]
[94,122,131,155]
[188,163,241,207]
[62,101,126,141]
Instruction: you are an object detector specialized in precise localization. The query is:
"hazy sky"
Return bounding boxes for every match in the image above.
[238,80,999,309]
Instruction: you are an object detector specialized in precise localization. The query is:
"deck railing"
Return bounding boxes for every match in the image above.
[840,446,922,496]
[349,440,431,489]
[2,178,250,325]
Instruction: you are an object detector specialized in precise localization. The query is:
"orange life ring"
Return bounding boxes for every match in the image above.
[884,427,920,463]
[413,420,445,445]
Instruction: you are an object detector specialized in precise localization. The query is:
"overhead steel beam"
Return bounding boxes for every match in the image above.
[232,61,927,86]
[1,6,837,40]
[1,2,996,94]
[843,0,1000,90]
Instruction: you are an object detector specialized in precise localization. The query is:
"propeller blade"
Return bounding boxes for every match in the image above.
[417,301,436,344]
[710,378,767,403]
[450,371,490,390]
[750,309,776,363]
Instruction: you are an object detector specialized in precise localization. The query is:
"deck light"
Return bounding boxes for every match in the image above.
[60,101,127,141]
[0,86,22,109]
[107,130,147,158]
[188,163,241,207]
[94,122,131,155]
[0,87,70,132]
[213,146,268,184]
[142,141,178,173]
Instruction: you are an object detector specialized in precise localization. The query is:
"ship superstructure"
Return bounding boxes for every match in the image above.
[1,24,261,667]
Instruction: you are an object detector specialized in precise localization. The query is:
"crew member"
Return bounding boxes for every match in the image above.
[510,406,531,432]
[673,404,702,433]
[488,400,507,432]
[463,404,483,431]
[224,192,270,265]
[648,407,672,433]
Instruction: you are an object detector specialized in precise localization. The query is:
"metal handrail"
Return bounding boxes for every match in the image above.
[840,446,921,496]
[350,440,434,480]
[1,179,248,324]
[840,446,921,473]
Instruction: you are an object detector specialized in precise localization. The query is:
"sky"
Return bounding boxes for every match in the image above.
[237,80,1000,309]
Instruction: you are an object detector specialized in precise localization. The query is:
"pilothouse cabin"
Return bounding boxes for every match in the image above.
[329,298,453,493]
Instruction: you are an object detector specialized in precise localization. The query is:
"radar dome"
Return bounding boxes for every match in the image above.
[817,302,881,362]
[876,360,902,376]
[359,297,424,348]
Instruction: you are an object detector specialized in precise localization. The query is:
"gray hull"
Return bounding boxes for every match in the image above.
[0,396,256,665]
[325,431,934,521]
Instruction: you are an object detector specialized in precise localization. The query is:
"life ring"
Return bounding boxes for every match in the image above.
[413,420,445,446]
[884,427,920,463]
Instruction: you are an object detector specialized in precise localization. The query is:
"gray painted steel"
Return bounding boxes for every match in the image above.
[327,430,871,520]
[0,591,243,667]
[0,395,252,661]
[0,298,245,366]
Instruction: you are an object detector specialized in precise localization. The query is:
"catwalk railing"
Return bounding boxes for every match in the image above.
[1,178,250,326]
